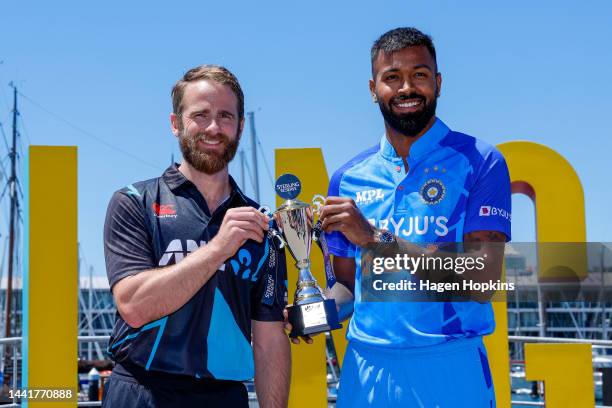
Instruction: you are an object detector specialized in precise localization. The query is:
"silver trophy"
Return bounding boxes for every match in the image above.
[271,174,341,337]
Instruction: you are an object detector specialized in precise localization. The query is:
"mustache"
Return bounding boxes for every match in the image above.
[193,133,230,144]
[391,93,425,104]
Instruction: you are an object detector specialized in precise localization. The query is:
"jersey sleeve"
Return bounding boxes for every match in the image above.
[250,236,288,322]
[463,147,512,241]
[324,169,357,258]
[104,190,156,289]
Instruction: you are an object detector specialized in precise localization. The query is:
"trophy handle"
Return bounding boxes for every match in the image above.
[269,228,287,249]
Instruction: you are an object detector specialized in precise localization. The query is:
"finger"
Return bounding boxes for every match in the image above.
[323,222,345,234]
[290,337,300,345]
[243,229,265,243]
[321,214,349,232]
[230,222,265,241]
[301,336,313,344]
[319,203,349,220]
[232,208,270,231]
[324,196,351,205]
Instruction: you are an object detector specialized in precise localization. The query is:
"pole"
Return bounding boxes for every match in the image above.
[5,85,18,340]
[247,112,260,202]
[240,150,246,192]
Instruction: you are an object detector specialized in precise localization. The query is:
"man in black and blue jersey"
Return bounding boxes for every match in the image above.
[103,65,290,408]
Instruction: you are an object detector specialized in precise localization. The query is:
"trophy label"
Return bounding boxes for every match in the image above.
[275,174,301,200]
[301,302,328,328]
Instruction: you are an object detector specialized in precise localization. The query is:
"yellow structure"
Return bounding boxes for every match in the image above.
[525,343,595,407]
[25,146,78,407]
[275,148,333,407]
[19,142,592,408]
[498,142,587,280]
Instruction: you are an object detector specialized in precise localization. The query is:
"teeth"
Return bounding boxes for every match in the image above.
[201,139,221,145]
[396,100,421,108]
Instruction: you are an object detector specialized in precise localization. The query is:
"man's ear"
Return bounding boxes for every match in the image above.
[369,79,377,103]
[436,72,442,98]
[170,113,180,137]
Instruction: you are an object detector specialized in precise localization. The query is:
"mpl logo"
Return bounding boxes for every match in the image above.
[356,189,384,205]
[479,205,511,220]
[152,203,177,218]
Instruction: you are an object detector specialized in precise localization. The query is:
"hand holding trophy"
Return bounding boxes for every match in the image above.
[270,174,342,338]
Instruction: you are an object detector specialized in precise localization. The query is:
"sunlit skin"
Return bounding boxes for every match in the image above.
[171,79,243,154]
[369,45,442,166]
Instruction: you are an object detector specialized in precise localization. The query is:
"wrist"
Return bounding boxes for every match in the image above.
[206,237,231,262]
[356,225,377,247]
[362,228,396,248]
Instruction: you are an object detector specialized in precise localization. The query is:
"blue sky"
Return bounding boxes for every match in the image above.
[1,1,611,277]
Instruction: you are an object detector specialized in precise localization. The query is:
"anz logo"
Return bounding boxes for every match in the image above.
[158,239,227,271]
[356,189,385,205]
[159,239,260,280]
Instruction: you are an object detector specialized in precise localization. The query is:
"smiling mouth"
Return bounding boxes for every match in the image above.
[392,98,423,110]
[198,139,222,146]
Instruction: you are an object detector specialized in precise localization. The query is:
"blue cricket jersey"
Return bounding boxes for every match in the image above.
[326,118,511,348]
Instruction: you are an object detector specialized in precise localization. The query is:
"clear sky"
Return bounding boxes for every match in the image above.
[1,1,611,277]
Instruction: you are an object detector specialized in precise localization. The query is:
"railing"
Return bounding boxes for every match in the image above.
[0,335,611,407]
[0,336,109,407]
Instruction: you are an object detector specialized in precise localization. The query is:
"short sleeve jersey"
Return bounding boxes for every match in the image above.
[326,118,511,348]
[104,165,288,380]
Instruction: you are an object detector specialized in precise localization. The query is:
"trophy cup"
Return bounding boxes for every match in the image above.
[271,174,342,337]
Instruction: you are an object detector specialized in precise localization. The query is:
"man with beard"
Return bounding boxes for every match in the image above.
[317,28,511,407]
[102,65,290,408]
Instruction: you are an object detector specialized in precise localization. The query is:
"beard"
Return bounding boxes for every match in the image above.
[178,127,240,175]
[378,92,438,137]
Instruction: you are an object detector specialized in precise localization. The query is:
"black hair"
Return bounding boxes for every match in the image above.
[371,27,437,68]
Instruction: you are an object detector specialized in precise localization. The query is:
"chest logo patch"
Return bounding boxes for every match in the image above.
[419,179,446,205]
[152,202,177,218]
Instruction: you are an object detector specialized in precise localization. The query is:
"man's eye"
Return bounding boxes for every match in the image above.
[385,74,399,81]
[415,72,428,78]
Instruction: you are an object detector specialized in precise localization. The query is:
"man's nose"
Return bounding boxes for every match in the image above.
[398,78,415,94]
[204,117,221,134]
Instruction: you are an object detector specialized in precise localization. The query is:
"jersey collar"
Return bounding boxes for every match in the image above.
[162,164,249,206]
[379,117,450,164]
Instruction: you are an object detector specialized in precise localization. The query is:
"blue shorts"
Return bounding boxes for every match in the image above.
[337,336,495,408]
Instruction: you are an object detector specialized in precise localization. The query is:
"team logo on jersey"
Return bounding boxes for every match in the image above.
[152,203,177,218]
[419,179,445,205]
[355,189,385,205]
[480,205,511,220]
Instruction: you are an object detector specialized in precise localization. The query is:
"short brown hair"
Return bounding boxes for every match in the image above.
[171,65,244,119]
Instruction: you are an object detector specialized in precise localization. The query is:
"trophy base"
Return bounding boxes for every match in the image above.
[287,298,342,337]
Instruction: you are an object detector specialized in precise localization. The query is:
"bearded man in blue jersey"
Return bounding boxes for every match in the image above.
[318,27,511,407]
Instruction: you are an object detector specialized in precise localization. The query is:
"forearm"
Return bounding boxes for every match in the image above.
[114,241,228,327]
[253,322,291,408]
